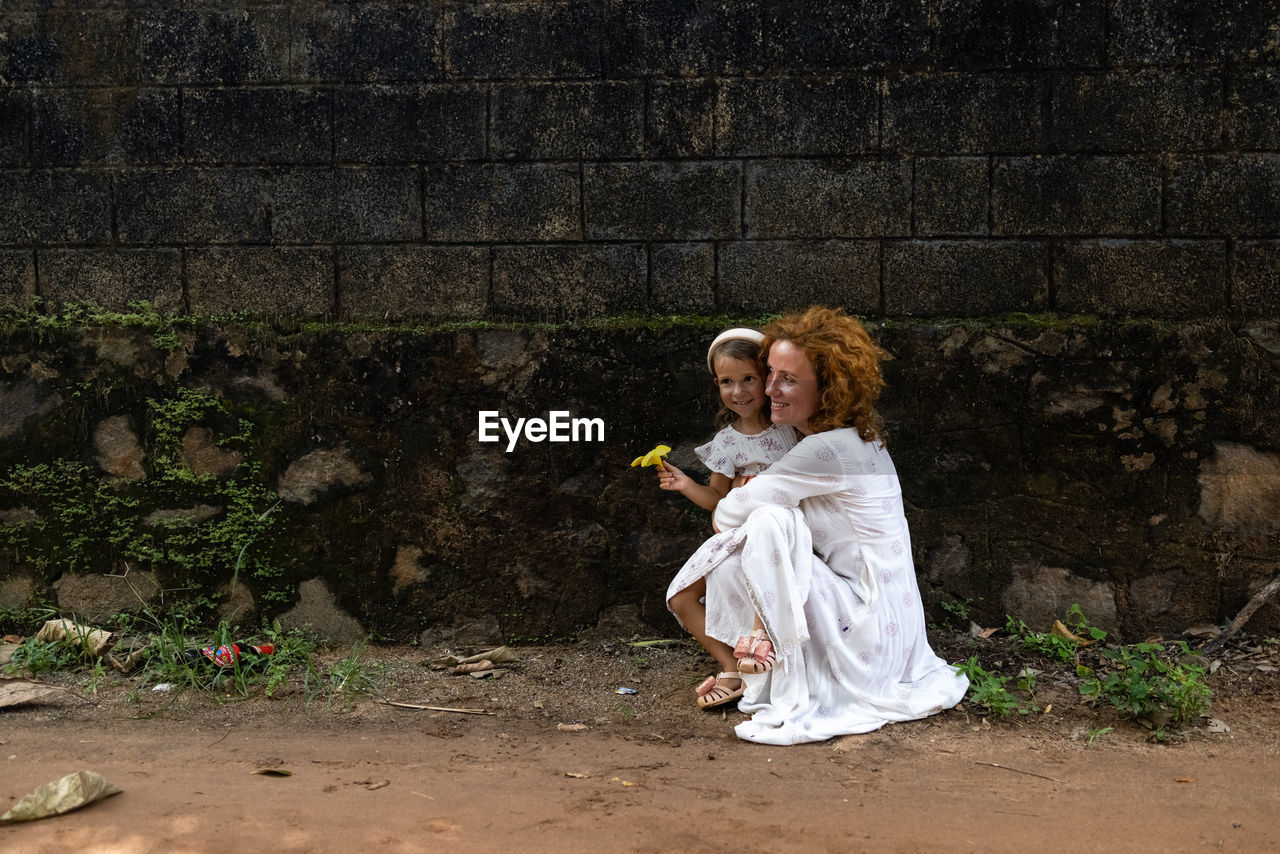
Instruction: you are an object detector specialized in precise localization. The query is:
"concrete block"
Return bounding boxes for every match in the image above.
[884,240,1049,316]
[930,0,1107,68]
[585,161,739,241]
[1234,241,1280,318]
[187,247,333,317]
[1227,68,1280,149]
[651,243,715,313]
[744,159,910,239]
[31,88,180,166]
[1051,71,1222,152]
[1166,155,1280,236]
[0,89,29,166]
[139,7,289,84]
[491,81,644,160]
[0,10,139,85]
[764,0,931,69]
[38,249,183,312]
[1055,240,1228,318]
[338,245,488,320]
[273,167,421,243]
[116,168,270,244]
[292,3,444,81]
[1109,0,1276,65]
[492,244,646,321]
[184,87,331,164]
[445,1,601,79]
[913,157,988,236]
[884,73,1045,154]
[647,80,715,158]
[334,84,486,163]
[422,163,579,242]
[600,0,763,76]
[0,250,35,308]
[716,76,878,156]
[0,170,111,245]
[992,156,1161,236]
[718,240,879,314]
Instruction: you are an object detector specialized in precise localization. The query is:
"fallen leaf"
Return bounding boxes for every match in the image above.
[0,678,64,710]
[1184,624,1220,638]
[2,635,22,644]
[366,780,390,791]
[0,771,121,824]
[1176,778,1196,784]
[978,626,1000,639]
[252,769,292,777]
[1050,620,1091,646]
[565,772,590,779]
[1256,664,1276,673]
[557,723,588,732]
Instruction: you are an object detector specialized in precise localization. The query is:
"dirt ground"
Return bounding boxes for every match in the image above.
[3,631,1280,853]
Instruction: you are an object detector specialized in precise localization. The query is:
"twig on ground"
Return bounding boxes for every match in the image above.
[376,699,494,715]
[975,762,1064,783]
[1202,571,1280,654]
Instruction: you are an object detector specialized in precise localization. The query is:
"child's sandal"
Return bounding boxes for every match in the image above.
[696,672,745,709]
[736,629,775,674]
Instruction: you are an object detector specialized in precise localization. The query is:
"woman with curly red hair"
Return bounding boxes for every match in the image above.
[666,306,967,744]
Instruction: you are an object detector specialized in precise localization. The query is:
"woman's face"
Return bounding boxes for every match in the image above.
[765,340,820,435]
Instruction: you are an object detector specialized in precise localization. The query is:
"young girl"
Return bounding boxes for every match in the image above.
[656,328,798,708]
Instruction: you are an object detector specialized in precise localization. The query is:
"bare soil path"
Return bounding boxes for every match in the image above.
[3,639,1279,853]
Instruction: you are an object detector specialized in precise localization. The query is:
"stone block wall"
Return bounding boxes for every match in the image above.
[0,0,1276,322]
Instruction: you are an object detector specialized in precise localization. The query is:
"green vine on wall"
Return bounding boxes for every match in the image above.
[0,383,290,618]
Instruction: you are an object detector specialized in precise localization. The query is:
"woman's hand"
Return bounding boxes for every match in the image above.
[657,459,691,492]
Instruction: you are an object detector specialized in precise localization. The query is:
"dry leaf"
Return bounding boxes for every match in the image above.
[0,678,64,710]
[1176,778,1196,784]
[977,626,1000,639]
[1050,620,1091,646]
[0,771,121,824]
[564,772,590,778]
[557,723,588,732]
[366,780,390,791]
[252,769,292,777]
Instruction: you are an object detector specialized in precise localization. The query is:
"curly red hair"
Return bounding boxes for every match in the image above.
[761,306,888,442]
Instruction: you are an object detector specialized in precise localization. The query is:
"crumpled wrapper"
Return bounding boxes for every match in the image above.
[34,620,116,657]
[429,645,519,669]
[1,770,122,824]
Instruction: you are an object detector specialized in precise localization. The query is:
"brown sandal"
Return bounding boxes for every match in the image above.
[695,672,744,709]
[736,630,775,674]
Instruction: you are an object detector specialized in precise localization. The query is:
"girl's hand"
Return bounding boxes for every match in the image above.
[730,474,746,491]
[657,460,691,492]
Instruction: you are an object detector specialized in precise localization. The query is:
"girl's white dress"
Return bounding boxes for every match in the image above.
[667,428,968,745]
[694,422,798,479]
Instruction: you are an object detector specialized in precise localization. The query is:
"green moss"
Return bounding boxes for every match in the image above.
[0,380,288,622]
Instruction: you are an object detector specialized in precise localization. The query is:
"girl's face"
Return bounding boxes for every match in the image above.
[713,356,766,423]
[765,340,820,434]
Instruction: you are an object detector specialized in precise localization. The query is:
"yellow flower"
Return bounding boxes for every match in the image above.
[630,444,671,468]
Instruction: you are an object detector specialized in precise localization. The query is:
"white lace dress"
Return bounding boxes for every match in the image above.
[666,428,968,745]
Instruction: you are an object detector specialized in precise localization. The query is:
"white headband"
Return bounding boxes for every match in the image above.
[706,328,765,374]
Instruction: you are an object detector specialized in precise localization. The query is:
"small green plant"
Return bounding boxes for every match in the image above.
[1078,641,1212,732]
[940,597,972,627]
[308,639,386,710]
[1006,604,1108,664]
[956,656,1039,718]
[1085,726,1114,747]
[6,637,76,676]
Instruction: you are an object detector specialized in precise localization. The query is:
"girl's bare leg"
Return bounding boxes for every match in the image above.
[668,577,738,676]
